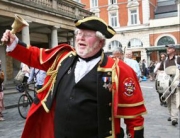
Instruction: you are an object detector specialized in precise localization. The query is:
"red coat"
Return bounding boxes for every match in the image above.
[8,43,147,138]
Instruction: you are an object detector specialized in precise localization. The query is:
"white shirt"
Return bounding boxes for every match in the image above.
[124,58,141,78]
[154,62,161,73]
[28,68,46,86]
[74,57,101,83]
[21,63,30,78]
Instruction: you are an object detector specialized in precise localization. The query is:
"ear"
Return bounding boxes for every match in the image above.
[99,39,105,47]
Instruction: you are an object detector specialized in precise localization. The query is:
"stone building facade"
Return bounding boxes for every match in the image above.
[0,0,92,84]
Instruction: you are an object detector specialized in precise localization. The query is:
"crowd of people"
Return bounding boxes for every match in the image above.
[112,44,179,127]
[112,48,158,82]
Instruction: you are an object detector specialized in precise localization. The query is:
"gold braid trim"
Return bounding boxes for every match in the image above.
[118,101,145,107]
[134,126,144,130]
[40,51,76,112]
[114,59,120,92]
[41,102,50,113]
[115,111,147,119]
[39,52,63,113]
[37,50,64,93]
[109,62,117,138]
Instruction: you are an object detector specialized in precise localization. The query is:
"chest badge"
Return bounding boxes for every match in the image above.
[123,78,135,96]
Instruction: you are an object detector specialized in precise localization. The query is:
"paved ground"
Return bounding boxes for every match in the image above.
[141,81,180,138]
[0,80,179,138]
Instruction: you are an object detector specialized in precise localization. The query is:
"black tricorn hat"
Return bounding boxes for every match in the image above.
[74,16,116,39]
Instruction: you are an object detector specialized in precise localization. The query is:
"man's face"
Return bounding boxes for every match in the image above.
[112,52,123,60]
[160,55,166,61]
[75,29,103,58]
[125,51,132,59]
[166,47,175,55]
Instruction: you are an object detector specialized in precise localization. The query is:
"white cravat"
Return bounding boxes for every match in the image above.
[74,57,101,83]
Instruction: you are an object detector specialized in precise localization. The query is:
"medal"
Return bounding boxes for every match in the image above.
[102,77,112,91]
[102,77,108,88]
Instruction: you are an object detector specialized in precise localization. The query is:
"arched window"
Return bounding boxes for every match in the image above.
[157,36,175,45]
[108,40,122,50]
[128,38,143,48]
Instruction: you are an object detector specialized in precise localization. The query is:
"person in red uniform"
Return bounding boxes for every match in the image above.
[1,16,147,138]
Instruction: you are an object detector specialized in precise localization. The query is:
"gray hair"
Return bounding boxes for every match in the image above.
[112,47,123,54]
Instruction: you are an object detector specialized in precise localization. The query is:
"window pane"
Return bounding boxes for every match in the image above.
[95,0,98,6]
[135,14,137,24]
[130,10,137,24]
[92,0,98,7]
[157,36,175,45]
[109,40,122,50]
[110,13,117,27]
[131,15,134,24]
[110,0,117,4]
[129,38,143,47]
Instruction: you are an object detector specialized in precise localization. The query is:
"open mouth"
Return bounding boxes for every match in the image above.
[79,43,86,48]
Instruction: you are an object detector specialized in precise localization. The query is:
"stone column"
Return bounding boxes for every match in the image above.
[50,26,59,48]
[71,34,75,48]
[22,24,30,45]
[142,0,150,24]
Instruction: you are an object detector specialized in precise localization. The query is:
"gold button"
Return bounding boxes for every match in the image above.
[109,131,112,134]
[108,72,111,75]
[109,103,112,106]
[109,117,112,121]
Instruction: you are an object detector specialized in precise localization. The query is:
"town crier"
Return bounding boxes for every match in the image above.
[1,16,147,138]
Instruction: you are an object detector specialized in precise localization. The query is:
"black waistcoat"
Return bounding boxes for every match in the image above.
[54,61,98,138]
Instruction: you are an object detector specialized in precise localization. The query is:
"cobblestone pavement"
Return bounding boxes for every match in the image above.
[0,80,179,138]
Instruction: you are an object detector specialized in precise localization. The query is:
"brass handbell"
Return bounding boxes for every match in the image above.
[1,14,29,46]
[11,14,29,34]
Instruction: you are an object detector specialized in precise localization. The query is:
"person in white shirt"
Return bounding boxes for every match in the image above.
[112,48,141,81]
[125,50,142,81]
[21,62,30,83]
[154,53,166,74]
[28,67,46,90]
